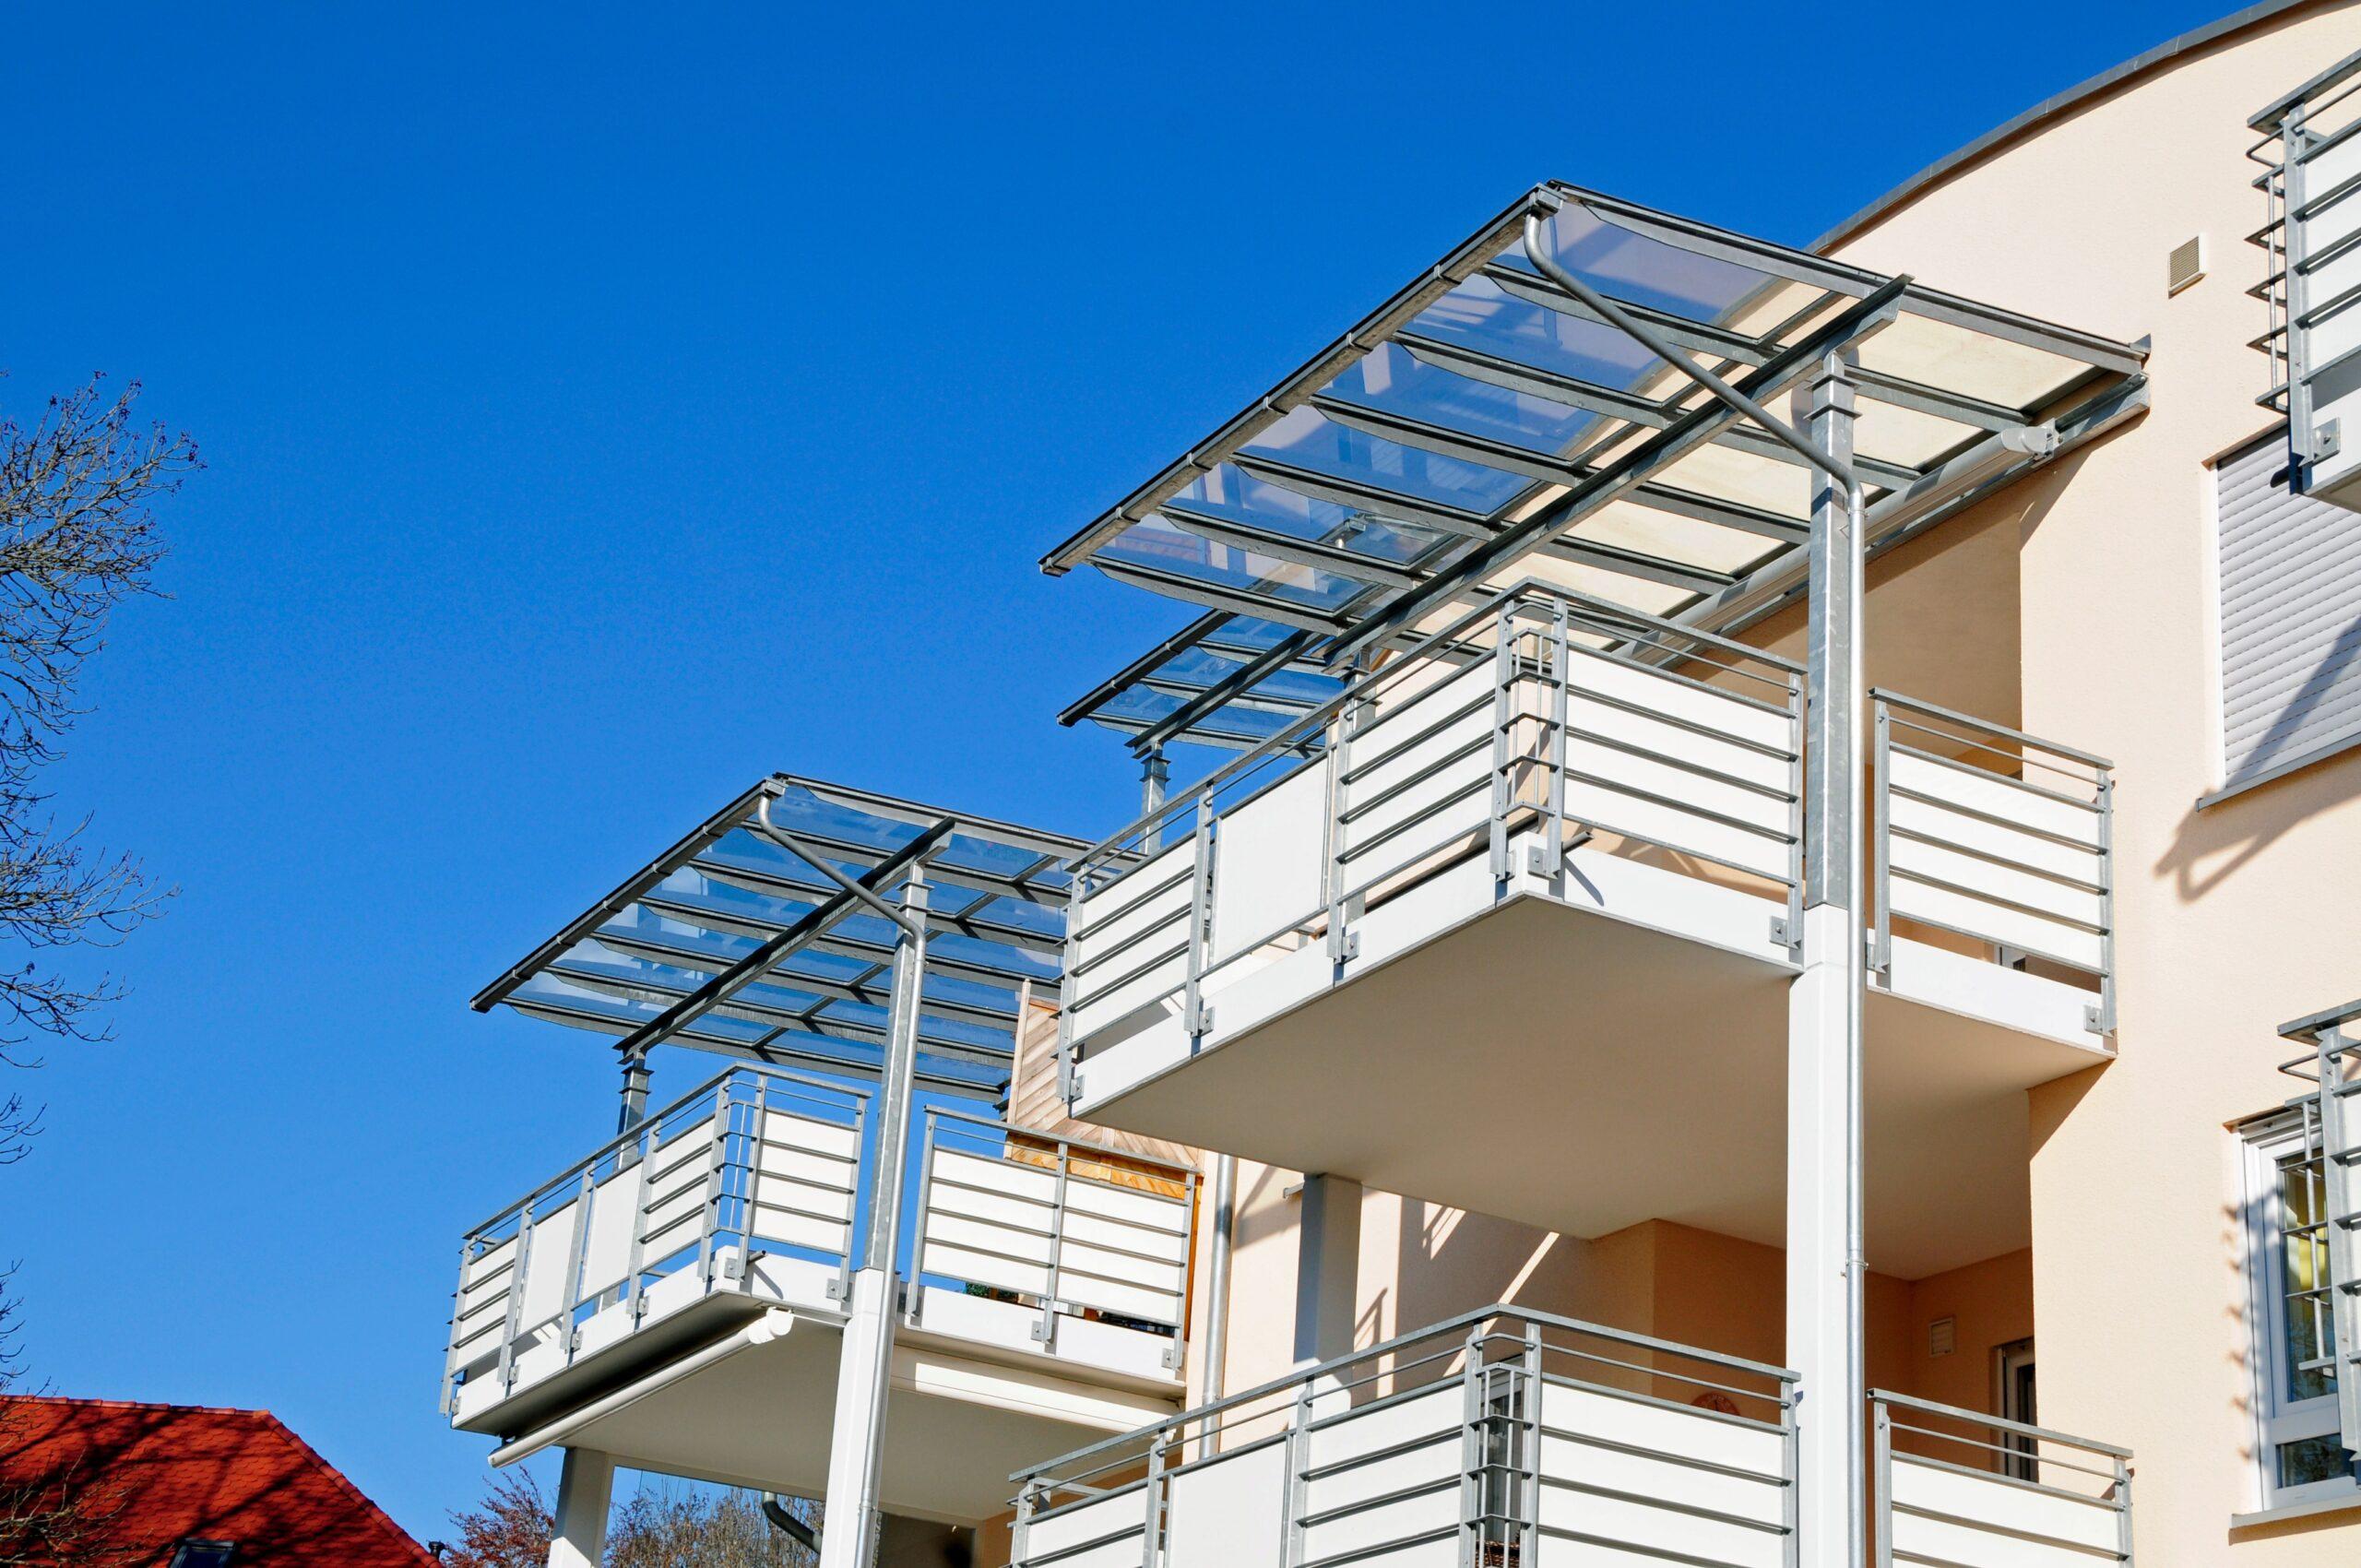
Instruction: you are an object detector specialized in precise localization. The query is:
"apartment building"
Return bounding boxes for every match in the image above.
[439,6,2361,1565]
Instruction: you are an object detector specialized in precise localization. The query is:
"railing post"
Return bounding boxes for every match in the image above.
[621,1115,655,1328]
[904,1109,941,1328]
[1784,671,1806,958]
[495,1198,536,1396]
[694,1077,733,1291]
[1011,1479,1038,1568]
[1871,1397,1892,1568]
[1488,602,1520,888]
[2319,1025,2361,1465]
[2092,770,2117,1034]
[559,1167,595,1364]
[1519,1322,1544,1565]
[1184,791,1216,1039]
[1542,600,1571,885]
[1055,867,1085,1106]
[1142,1428,1170,1568]
[1784,1380,1802,1568]
[1325,695,1359,966]
[2114,1454,2135,1566]
[1870,696,1892,981]
[1282,1380,1313,1568]
[1456,1324,1486,1568]
[1167,1165,1197,1373]
[441,1239,472,1415]
[1033,1136,1073,1351]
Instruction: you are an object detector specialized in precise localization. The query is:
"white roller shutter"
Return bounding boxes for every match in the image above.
[2214,430,2361,795]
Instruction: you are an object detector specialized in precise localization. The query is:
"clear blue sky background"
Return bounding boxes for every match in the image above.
[0,0,2251,1541]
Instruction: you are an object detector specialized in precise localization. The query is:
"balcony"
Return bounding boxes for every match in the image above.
[1058,584,2115,1276]
[1009,1311,2130,1568]
[443,1065,1197,1524]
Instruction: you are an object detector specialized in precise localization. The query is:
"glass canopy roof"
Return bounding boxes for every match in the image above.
[1050,183,2149,753]
[472,777,1092,1100]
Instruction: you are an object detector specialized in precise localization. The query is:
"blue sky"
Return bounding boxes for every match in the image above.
[0,0,2248,1541]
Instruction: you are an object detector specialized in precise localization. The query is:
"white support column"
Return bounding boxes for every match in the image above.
[1293,1173,1362,1383]
[819,873,931,1568]
[1786,351,1866,1568]
[546,1447,614,1568]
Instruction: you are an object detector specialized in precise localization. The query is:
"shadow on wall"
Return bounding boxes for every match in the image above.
[2155,655,2361,903]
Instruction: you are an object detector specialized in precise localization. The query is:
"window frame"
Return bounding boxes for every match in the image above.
[2239,1112,2357,1510]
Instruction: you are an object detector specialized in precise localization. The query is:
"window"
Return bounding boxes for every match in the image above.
[169,1544,236,1568]
[2241,1115,2357,1507]
[2206,433,2361,804]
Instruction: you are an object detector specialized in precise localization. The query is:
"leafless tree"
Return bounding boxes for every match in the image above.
[444,1474,825,1568]
[0,374,196,1069]
[0,1269,136,1567]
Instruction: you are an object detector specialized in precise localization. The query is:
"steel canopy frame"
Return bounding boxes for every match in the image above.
[470,774,1093,1117]
[1048,180,2148,742]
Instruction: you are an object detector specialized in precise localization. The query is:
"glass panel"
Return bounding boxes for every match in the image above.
[1240,406,1527,515]
[2278,1433,2354,1488]
[1098,516,1369,614]
[1410,277,1659,390]
[1572,496,1783,576]
[1857,313,2091,412]
[1172,465,1447,565]
[1510,202,1780,327]
[1325,341,1601,456]
[2279,1146,2339,1404]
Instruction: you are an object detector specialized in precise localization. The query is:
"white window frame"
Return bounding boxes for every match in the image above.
[2239,1113,2357,1510]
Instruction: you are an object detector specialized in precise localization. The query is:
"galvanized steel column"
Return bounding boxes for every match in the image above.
[819,870,931,1568]
[1786,350,1867,1568]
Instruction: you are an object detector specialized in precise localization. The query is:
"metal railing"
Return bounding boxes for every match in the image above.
[1869,690,2116,1031]
[1010,1304,1799,1568]
[444,1064,869,1417]
[1870,1391,2131,1568]
[443,1065,1197,1418]
[906,1108,1198,1368]
[1061,579,1806,1057]
[2275,1002,2361,1455]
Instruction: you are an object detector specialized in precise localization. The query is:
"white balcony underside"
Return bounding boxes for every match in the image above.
[470,1289,1178,1526]
[1074,843,2110,1279]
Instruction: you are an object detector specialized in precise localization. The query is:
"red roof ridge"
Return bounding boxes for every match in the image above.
[3,1394,269,1420]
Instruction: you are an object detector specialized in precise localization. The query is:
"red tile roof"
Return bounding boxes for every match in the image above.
[0,1396,438,1568]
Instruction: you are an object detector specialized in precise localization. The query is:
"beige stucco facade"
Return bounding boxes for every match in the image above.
[1123,6,2361,1562]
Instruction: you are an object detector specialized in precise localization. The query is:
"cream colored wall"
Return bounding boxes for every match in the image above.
[1819,2,2361,1555]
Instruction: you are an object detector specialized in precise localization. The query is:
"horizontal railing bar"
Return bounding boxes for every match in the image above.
[1885,778,2104,852]
[1338,690,1496,783]
[1881,911,2106,980]
[1295,1425,1463,1485]
[1014,1304,1796,1483]
[1296,1524,1461,1568]
[1873,1389,2130,1459]
[1529,1521,1764,1568]
[1337,726,1493,811]
[1883,1421,2125,1482]
[1888,866,2107,936]
[1889,1500,2125,1560]
[1886,742,2103,815]
[1536,1369,1791,1431]
[1871,687,2114,771]
[1538,1424,1791,1488]
[1535,1473,1791,1535]
[1881,721,2105,795]
[1292,1473,1460,1530]
[1557,637,1800,716]
[1066,859,1198,943]
[1559,810,1798,890]
[461,1065,868,1240]
[926,1106,1198,1178]
[1888,825,2106,895]
[1886,1448,2123,1510]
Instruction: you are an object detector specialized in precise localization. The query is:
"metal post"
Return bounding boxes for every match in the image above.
[1786,350,1867,1568]
[1198,1151,1240,1453]
[1035,1138,1074,1350]
[2318,1025,2361,1464]
[1183,793,1216,1038]
[617,1048,651,1134]
[1141,746,1171,852]
[903,1110,940,1327]
[2284,105,2320,482]
[1870,699,1892,980]
[818,871,931,1568]
[1870,1400,1892,1568]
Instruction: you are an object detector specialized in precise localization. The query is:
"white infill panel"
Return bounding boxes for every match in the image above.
[1072,837,1199,1036]
[1338,660,1497,893]
[1297,1384,1464,1568]
[575,1163,646,1301]
[1164,1439,1287,1568]
[1886,1455,2122,1567]
[513,1197,579,1332]
[1017,1487,1148,1568]
[637,1113,718,1264]
[1533,1383,1786,1568]
[1208,762,1328,967]
[748,1111,857,1255]
[919,1147,1056,1299]
[1884,750,2105,970]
